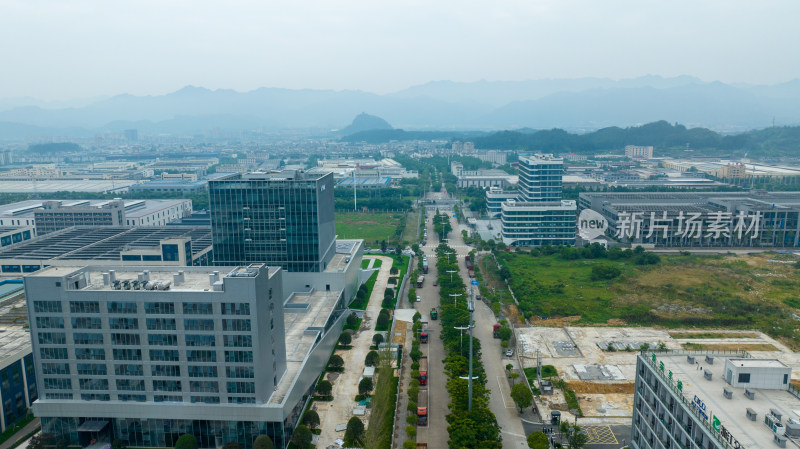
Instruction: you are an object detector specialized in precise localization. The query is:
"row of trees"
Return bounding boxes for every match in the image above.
[434,243,503,449]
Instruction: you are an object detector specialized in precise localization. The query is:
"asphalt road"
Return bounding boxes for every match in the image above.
[424,208,529,448]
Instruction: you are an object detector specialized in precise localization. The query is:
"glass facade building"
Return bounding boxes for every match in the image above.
[209,171,336,272]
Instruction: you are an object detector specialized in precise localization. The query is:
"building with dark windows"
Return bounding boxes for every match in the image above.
[632,350,799,449]
[25,264,349,449]
[498,155,577,247]
[209,171,336,272]
[0,327,37,432]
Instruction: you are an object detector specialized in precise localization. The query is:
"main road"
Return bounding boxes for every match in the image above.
[421,205,529,448]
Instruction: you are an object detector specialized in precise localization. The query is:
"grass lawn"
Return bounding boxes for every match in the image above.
[401,209,421,243]
[499,251,800,348]
[336,211,404,244]
[350,271,379,310]
[361,258,383,269]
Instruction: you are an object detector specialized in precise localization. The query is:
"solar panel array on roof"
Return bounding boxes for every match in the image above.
[0,226,211,261]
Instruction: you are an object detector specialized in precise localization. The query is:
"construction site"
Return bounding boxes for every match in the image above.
[516,326,800,425]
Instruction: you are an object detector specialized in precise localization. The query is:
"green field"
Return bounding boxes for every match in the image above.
[499,251,800,348]
[335,212,403,244]
[401,209,421,243]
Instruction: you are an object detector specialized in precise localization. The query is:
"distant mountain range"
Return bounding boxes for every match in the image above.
[2,76,800,141]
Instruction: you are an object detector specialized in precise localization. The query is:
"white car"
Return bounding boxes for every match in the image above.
[416,295,421,302]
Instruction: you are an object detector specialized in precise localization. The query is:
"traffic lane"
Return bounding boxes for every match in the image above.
[521,422,632,449]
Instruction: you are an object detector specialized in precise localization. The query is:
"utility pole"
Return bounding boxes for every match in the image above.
[467,292,475,411]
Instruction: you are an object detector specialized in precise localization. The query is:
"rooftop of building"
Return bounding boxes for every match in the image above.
[0,199,191,219]
[519,154,563,164]
[644,351,800,449]
[325,239,361,273]
[131,179,208,187]
[213,170,331,183]
[0,226,211,261]
[0,180,137,193]
[272,287,341,405]
[0,326,31,370]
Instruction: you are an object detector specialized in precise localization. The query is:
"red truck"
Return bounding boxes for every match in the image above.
[493,323,501,338]
[420,330,428,344]
[418,356,428,386]
[465,255,474,270]
[417,389,428,426]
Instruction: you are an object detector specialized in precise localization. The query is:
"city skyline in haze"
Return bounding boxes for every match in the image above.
[1,0,798,101]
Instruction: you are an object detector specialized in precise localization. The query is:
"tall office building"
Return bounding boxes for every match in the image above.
[632,351,798,449]
[499,155,576,247]
[25,265,322,448]
[209,171,336,272]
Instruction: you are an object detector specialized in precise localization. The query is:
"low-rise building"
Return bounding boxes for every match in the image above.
[130,180,208,194]
[0,327,37,432]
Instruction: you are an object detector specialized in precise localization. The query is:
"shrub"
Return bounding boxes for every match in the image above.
[412,311,422,322]
[358,377,374,396]
[339,333,352,346]
[404,441,416,449]
[591,264,622,280]
[410,348,423,362]
[407,400,417,412]
[406,425,417,438]
[291,425,312,447]
[303,410,320,429]
[346,313,359,328]
[174,434,197,449]
[253,435,274,449]
[344,417,365,446]
[316,380,332,396]
[372,333,384,346]
[365,350,379,367]
[406,414,417,425]
[376,313,390,330]
[328,354,344,369]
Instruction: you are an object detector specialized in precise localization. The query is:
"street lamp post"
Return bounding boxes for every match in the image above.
[454,325,469,355]
[466,295,475,411]
[449,292,462,305]
[446,270,457,283]
[445,251,455,264]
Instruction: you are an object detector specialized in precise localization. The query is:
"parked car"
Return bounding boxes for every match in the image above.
[433,280,438,286]
[416,296,421,302]
[505,349,514,357]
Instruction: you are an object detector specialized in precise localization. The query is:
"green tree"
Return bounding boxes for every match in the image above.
[365,350,379,367]
[328,354,344,369]
[372,333,384,346]
[403,440,416,449]
[527,431,549,449]
[316,380,333,396]
[303,410,320,429]
[174,434,198,449]
[496,326,512,341]
[291,425,313,448]
[376,312,390,329]
[253,435,274,449]
[359,377,374,396]
[568,426,589,449]
[447,416,478,449]
[344,417,365,446]
[346,313,359,328]
[339,332,352,346]
[511,383,533,412]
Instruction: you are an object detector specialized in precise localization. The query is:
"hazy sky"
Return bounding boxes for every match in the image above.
[1,0,798,100]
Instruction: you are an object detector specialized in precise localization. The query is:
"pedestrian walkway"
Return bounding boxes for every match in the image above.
[0,418,40,449]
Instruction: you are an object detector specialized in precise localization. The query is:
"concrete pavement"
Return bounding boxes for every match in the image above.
[316,256,394,448]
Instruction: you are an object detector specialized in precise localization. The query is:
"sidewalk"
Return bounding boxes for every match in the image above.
[0,418,40,449]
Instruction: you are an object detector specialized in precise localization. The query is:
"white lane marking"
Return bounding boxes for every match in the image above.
[496,376,516,408]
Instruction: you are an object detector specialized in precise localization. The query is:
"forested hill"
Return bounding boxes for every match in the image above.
[473,121,800,157]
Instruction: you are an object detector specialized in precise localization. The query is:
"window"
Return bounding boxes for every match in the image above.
[189,381,219,393]
[223,335,252,348]
[112,349,141,361]
[224,351,253,363]
[738,373,751,383]
[40,348,68,360]
[76,363,107,376]
[151,365,181,377]
[81,394,110,401]
[785,374,789,384]
[185,335,216,347]
[35,317,64,329]
[146,318,176,330]
[69,301,100,313]
[228,396,255,404]
[154,395,182,403]
[73,333,104,345]
[188,366,217,378]
[114,364,143,376]
[74,348,106,360]
[43,378,72,390]
[33,301,62,313]
[118,394,146,402]
[108,302,138,314]
[191,396,220,404]
[71,317,102,329]
[109,318,138,330]
[226,382,255,394]
[221,303,250,315]
[38,332,66,345]
[79,378,109,390]
[226,366,254,379]
[149,350,179,362]
[222,319,251,332]
[111,333,141,345]
[148,334,177,346]
[145,302,175,314]
[153,380,182,392]
[42,363,70,375]
[184,319,214,331]
[183,302,213,315]
[116,379,145,391]
[186,350,216,362]
[45,393,73,400]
